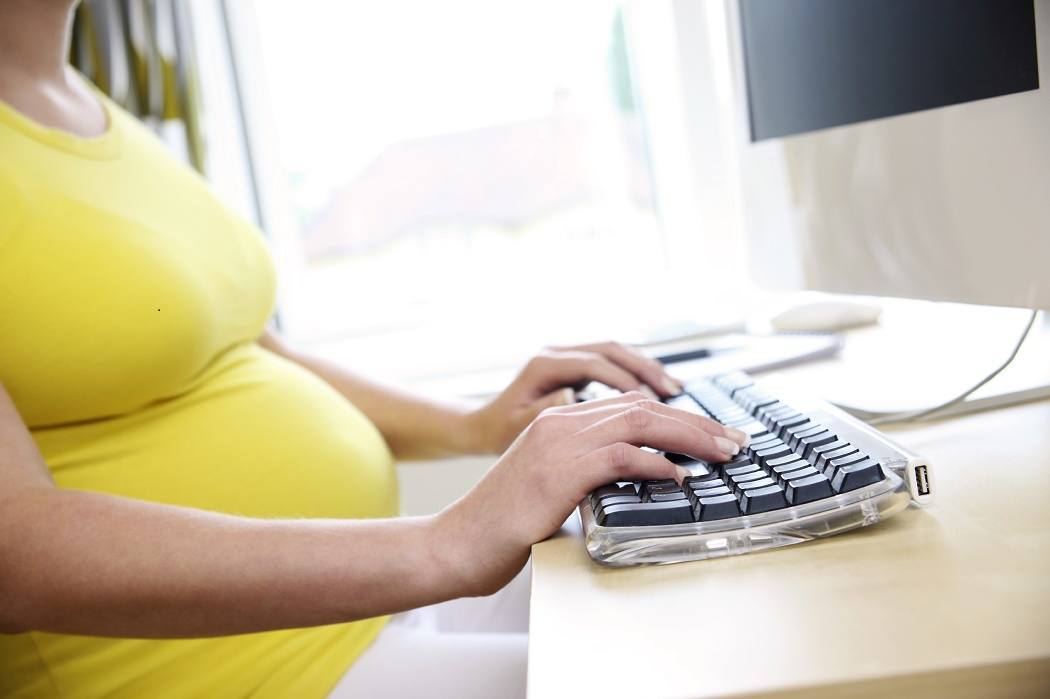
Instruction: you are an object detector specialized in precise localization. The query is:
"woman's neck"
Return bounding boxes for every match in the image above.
[0,0,77,84]
[0,1,108,139]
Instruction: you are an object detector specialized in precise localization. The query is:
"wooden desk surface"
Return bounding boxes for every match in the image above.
[528,319,1050,698]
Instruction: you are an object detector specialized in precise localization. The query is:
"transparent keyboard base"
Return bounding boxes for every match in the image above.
[581,468,909,566]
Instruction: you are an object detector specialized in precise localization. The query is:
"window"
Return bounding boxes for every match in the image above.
[228,0,743,381]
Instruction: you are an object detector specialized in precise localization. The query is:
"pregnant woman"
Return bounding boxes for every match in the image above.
[0,1,746,697]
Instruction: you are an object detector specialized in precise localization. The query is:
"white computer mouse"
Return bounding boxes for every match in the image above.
[769,300,882,333]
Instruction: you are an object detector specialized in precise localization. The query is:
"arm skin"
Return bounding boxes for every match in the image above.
[0,381,736,639]
[259,329,739,461]
[0,382,473,638]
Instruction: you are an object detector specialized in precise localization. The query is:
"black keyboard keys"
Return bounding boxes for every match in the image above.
[740,484,788,514]
[694,493,741,521]
[599,500,694,526]
[753,443,791,465]
[831,458,885,492]
[806,438,851,464]
[590,374,900,531]
[794,427,836,454]
[815,445,860,474]
[785,472,835,504]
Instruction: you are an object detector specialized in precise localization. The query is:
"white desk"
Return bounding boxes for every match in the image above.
[528,308,1050,698]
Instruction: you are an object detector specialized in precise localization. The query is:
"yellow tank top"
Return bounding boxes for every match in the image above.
[0,89,397,698]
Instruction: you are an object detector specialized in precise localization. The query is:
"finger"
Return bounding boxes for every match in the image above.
[575,443,688,491]
[555,341,681,398]
[520,387,576,422]
[545,389,650,414]
[569,397,733,440]
[556,394,749,449]
[526,352,643,395]
[571,405,742,462]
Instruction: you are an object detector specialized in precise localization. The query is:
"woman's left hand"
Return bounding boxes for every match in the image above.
[464,341,686,454]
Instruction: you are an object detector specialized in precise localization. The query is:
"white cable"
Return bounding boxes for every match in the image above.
[864,308,1040,426]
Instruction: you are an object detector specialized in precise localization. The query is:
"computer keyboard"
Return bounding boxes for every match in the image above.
[580,370,934,565]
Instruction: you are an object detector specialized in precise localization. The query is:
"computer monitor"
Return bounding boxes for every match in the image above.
[729,0,1050,310]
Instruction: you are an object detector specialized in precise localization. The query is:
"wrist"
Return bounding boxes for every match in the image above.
[452,405,501,455]
[429,504,486,597]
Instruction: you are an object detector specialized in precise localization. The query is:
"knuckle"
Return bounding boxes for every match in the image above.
[582,352,603,367]
[607,442,635,477]
[622,390,647,402]
[635,398,662,412]
[529,411,558,434]
[622,405,652,430]
[527,354,552,370]
[532,410,572,435]
[537,404,566,420]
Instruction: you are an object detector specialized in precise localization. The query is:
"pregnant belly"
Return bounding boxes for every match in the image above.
[32,343,398,520]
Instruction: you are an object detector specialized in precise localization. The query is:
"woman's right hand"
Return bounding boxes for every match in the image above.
[435,392,747,596]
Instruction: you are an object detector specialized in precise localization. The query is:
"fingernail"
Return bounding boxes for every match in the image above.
[714,436,740,456]
[675,465,691,483]
[724,427,750,449]
[662,377,683,396]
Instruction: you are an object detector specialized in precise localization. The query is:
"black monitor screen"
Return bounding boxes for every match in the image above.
[739,0,1040,141]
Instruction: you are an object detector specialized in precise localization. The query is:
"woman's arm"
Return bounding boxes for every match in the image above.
[259,329,741,460]
[0,381,734,639]
[0,383,469,638]
[258,329,484,459]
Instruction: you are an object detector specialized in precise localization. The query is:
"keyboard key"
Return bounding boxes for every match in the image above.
[730,470,770,485]
[760,401,795,414]
[597,494,642,507]
[695,483,732,496]
[649,491,688,502]
[787,424,829,450]
[748,433,781,450]
[591,484,636,503]
[740,484,788,514]
[824,452,868,479]
[761,409,800,429]
[754,444,792,465]
[807,439,850,462]
[732,420,771,438]
[815,445,860,473]
[642,483,685,501]
[775,464,819,487]
[785,473,835,504]
[766,454,804,470]
[736,476,777,495]
[682,474,721,489]
[714,371,753,393]
[776,414,810,430]
[694,493,742,521]
[724,462,761,479]
[783,422,820,446]
[770,458,810,477]
[831,459,885,492]
[600,500,695,526]
[799,431,839,459]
